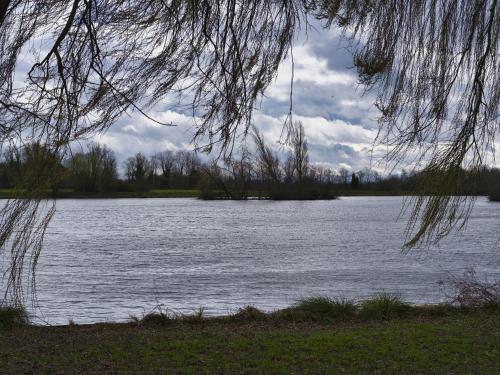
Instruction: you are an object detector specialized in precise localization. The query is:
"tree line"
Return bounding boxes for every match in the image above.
[0,143,203,193]
[200,123,500,200]
[0,122,499,200]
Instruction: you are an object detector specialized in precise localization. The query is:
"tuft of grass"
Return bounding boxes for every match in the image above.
[359,294,414,320]
[0,305,29,331]
[131,305,173,326]
[289,296,357,320]
[139,311,172,326]
[232,306,268,321]
[181,306,206,323]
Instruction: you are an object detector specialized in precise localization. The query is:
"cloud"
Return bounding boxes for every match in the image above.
[249,112,380,172]
[92,110,198,162]
[93,21,488,174]
[12,19,498,174]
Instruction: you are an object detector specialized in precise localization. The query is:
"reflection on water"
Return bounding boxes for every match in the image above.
[2,196,499,324]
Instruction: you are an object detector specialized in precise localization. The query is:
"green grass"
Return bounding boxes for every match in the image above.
[0,188,200,199]
[334,190,411,196]
[359,293,415,320]
[0,306,28,332]
[55,189,201,198]
[105,189,200,198]
[283,296,357,320]
[0,308,498,374]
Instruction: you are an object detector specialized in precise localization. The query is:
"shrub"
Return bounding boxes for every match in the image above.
[139,311,171,326]
[130,305,172,326]
[292,296,357,319]
[451,269,500,309]
[233,306,267,321]
[488,185,500,202]
[359,294,413,320]
[0,305,29,331]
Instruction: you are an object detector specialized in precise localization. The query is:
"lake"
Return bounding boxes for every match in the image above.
[2,197,499,324]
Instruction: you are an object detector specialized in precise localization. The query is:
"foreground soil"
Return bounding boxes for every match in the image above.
[1,310,499,374]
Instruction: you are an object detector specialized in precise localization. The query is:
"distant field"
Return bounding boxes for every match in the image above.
[56,189,201,198]
[333,190,410,196]
[0,189,200,199]
[1,309,498,374]
[0,189,14,198]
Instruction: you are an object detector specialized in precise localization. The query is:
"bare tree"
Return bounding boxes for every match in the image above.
[283,156,295,184]
[253,128,282,184]
[338,168,350,185]
[155,151,175,178]
[183,152,202,177]
[123,158,136,183]
[174,151,189,176]
[151,150,177,188]
[288,121,309,184]
[66,143,117,192]
[124,153,151,183]
[223,146,254,198]
[357,167,380,185]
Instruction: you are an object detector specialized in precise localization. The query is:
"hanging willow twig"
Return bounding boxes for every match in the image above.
[0,143,62,305]
[0,0,305,304]
[309,0,499,247]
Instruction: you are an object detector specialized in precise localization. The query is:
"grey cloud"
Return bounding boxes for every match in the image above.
[308,143,362,168]
[308,32,356,72]
[88,23,384,172]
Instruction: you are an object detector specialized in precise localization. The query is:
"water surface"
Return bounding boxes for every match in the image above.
[2,197,499,324]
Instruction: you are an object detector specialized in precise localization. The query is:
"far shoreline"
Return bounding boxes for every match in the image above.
[0,188,421,200]
[0,189,494,200]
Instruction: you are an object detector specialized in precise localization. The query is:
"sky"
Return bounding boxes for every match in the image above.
[92,24,387,173]
[60,21,498,174]
[9,12,500,176]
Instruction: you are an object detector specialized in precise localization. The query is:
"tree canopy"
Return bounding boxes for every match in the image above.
[0,0,498,302]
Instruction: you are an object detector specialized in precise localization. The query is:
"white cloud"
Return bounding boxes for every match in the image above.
[82,21,500,173]
[92,30,383,173]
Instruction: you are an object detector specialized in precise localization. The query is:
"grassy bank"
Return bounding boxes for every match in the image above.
[1,297,499,374]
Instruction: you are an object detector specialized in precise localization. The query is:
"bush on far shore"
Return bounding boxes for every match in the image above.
[489,189,500,201]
